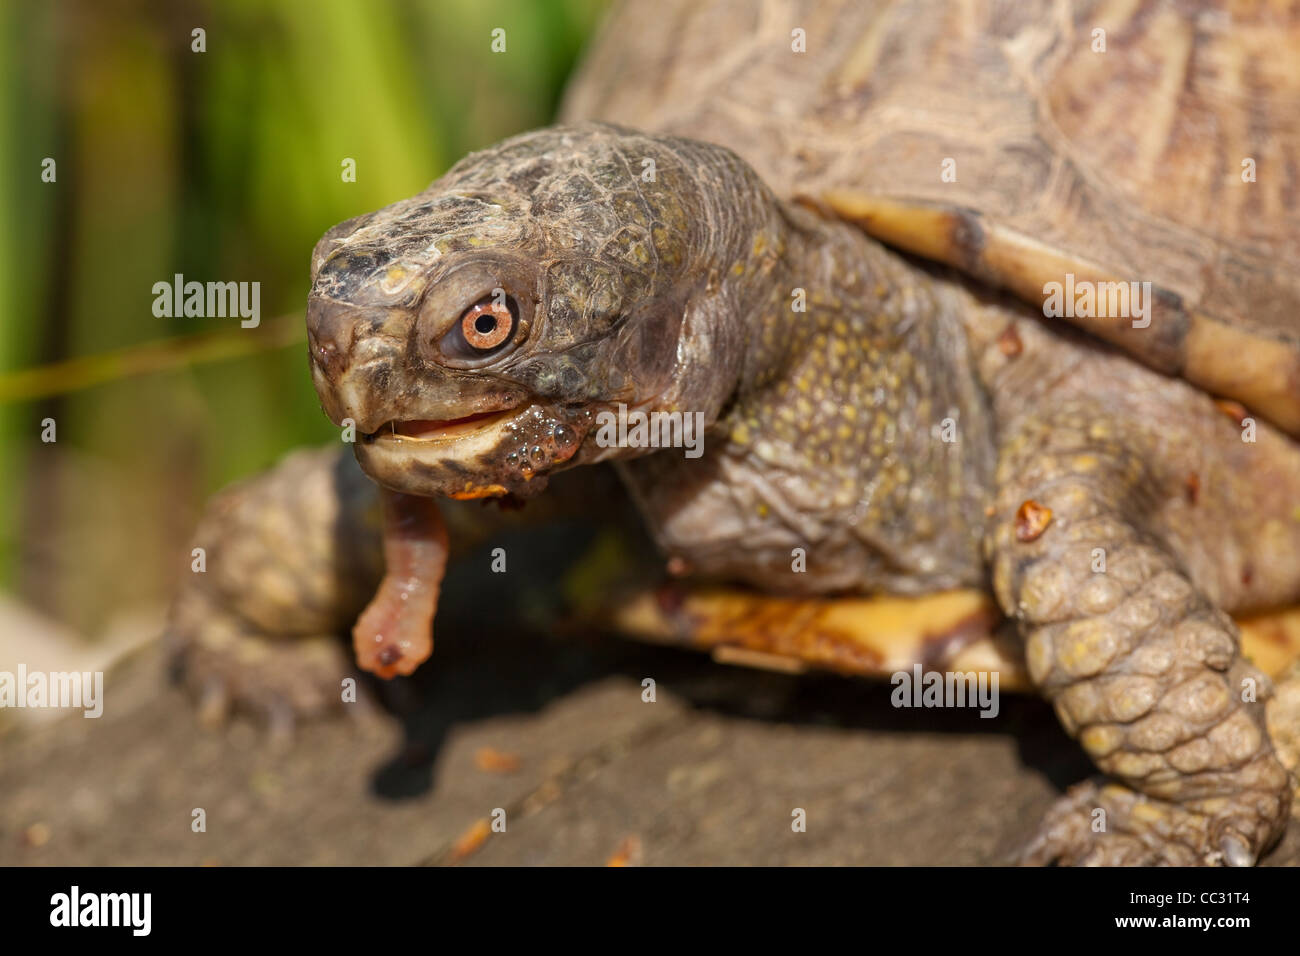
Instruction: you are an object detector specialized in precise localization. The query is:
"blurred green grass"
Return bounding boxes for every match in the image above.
[0,0,606,632]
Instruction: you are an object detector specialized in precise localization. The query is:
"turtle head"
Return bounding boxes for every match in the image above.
[308,122,777,499]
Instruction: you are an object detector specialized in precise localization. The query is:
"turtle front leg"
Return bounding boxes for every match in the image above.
[988,403,1293,866]
[166,447,385,728]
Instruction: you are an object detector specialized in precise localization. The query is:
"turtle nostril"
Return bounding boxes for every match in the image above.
[306,297,360,379]
[312,334,340,365]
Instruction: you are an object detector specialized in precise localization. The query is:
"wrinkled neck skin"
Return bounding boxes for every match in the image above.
[616,195,997,596]
[576,140,789,442]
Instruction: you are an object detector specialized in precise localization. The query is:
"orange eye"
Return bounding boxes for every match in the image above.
[460,299,514,350]
[437,291,524,365]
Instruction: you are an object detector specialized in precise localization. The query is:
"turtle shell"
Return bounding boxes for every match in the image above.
[561,0,1300,435]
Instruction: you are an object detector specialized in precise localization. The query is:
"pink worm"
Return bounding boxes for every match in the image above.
[352,489,449,679]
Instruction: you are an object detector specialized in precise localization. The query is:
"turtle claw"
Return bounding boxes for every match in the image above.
[184,649,337,746]
[168,606,358,733]
[196,678,231,730]
[265,697,298,751]
[1018,783,1160,866]
[1218,831,1255,868]
[1020,778,1275,867]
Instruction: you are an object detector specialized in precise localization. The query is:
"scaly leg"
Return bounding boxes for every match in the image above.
[988,402,1294,865]
[166,447,384,726]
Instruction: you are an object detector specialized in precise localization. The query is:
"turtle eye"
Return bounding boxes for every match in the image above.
[461,299,513,349]
[440,293,520,361]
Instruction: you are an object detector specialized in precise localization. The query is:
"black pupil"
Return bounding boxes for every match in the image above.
[475,312,499,335]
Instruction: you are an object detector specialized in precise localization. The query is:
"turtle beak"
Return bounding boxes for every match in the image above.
[307,297,410,434]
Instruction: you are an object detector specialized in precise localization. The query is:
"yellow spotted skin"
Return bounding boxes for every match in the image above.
[618,205,994,596]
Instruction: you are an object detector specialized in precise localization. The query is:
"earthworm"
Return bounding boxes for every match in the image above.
[352,488,448,678]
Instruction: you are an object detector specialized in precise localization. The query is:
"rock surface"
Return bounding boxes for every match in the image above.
[5,623,1297,866]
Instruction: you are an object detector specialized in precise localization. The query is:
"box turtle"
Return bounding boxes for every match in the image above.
[167,0,1300,866]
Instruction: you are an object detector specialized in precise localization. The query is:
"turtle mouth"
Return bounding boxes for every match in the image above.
[354,400,593,500]
[367,407,521,444]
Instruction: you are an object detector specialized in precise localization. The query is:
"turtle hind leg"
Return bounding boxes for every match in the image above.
[165,446,383,731]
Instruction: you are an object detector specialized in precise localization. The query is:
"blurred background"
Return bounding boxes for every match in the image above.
[0,0,607,647]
